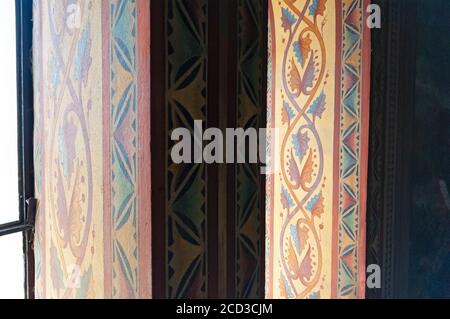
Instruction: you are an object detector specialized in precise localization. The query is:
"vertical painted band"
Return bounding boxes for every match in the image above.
[331,0,343,299]
[137,0,152,299]
[102,0,112,299]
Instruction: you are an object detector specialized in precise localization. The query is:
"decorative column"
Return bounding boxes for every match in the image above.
[266,0,371,299]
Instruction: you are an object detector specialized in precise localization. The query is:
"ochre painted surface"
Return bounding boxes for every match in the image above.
[266,0,370,299]
[33,0,151,299]
[32,0,369,300]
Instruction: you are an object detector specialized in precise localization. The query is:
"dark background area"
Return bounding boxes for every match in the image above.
[367,0,450,299]
[408,0,450,299]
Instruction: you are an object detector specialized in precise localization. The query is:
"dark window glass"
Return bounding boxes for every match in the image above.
[408,0,450,299]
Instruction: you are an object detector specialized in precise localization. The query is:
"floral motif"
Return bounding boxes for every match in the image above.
[281,7,297,31]
[309,0,327,18]
[308,91,326,120]
[293,34,312,67]
[292,130,310,162]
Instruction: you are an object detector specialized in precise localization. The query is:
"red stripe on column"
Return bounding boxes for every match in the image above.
[331,0,343,299]
[267,0,276,299]
[37,0,46,299]
[102,0,112,299]
[358,0,372,299]
[137,0,152,299]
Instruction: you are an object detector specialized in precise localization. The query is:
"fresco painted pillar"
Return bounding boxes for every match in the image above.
[33,0,151,298]
[266,0,371,299]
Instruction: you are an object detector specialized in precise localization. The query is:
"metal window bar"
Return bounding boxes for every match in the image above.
[0,0,36,299]
[0,0,35,236]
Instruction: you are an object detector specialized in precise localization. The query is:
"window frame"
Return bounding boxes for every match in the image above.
[0,0,35,299]
[365,0,418,299]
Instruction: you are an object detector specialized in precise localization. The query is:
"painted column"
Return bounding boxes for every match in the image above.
[33,0,151,299]
[266,0,371,299]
